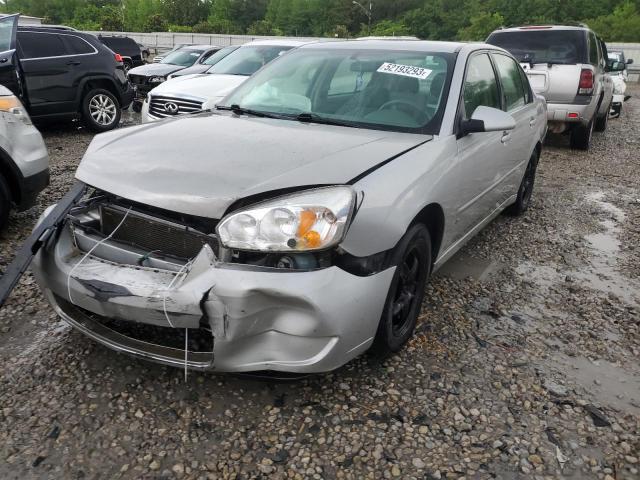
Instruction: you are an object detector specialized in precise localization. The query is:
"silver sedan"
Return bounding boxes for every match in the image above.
[32,40,547,373]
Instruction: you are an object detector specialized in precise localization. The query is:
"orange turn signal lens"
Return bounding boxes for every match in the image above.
[302,230,322,249]
[0,96,22,111]
[297,210,316,237]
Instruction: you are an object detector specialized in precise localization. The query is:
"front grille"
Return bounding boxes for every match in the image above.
[148,94,204,119]
[128,74,146,85]
[100,205,218,261]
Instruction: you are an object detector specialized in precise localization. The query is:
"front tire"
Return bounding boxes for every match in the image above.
[371,224,431,357]
[0,174,11,231]
[82,88,121,132]
[507,150,539,216]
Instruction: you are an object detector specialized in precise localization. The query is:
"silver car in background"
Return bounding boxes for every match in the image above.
[0,85,49,230]
[32,40,546,373]
[487,25,612,150]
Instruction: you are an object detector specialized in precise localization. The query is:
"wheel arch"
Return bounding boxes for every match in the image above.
[0,146,23,205]
[76,76,122,108]
[408,202,445,267]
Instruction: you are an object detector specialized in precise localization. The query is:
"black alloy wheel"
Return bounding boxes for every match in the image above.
[371,224,431,357]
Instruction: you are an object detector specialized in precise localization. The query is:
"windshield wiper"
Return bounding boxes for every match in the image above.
[295,113,361,129]
[215,104,283,119]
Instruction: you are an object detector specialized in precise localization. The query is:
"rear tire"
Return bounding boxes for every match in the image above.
[594,102,610,132]
[371,224,431,358]
[507,150,539,216]
[0,174,11,231]
[82,88,121,133]
[570,119,594,150]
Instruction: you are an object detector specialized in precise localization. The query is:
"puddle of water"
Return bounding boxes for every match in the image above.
[438,253,503,281]
[514,192,638,307]
[548,354,640,416]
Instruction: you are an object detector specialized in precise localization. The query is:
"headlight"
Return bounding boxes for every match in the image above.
[149,76,165,83]
[0,95,32,125]
[217,186,356,252]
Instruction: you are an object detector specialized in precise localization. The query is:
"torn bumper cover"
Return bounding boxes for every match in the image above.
[31,209,394,373]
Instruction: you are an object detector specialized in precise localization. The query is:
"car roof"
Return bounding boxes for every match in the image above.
[243,39,312,47]
[17,25,80,33]
[491,25,591,33]
[301,39,466,53]
[179,44,219,50]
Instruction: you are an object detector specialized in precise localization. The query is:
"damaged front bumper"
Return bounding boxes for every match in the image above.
[31,200,394,373]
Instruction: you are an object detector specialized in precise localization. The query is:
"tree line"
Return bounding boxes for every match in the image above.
[2,0,639,42]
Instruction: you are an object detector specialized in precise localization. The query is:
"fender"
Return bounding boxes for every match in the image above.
[74,75,126,107]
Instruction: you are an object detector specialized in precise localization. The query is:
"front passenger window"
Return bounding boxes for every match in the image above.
[463,53,500,119]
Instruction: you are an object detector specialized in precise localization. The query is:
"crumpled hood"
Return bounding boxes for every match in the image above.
[150,74,248,104]
[76,113,431,219]
[128,63,185,77]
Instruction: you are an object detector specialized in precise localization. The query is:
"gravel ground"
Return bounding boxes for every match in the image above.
[0,91,639,480]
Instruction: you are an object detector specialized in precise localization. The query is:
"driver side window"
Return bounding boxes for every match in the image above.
[463,53,500,119]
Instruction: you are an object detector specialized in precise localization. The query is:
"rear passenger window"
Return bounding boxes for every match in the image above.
[18,32,67,59]
[61,35,94,55]
[589,32,599,65]
[493,54,526,111]
[463,53,500,118]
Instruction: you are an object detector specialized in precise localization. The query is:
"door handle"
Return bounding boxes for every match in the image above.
[66,60,81,66]
[529,118,536,127]
[501,132,512,144]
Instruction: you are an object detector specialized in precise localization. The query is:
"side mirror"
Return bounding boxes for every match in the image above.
[461,106,516,135]
[627,58,634,65]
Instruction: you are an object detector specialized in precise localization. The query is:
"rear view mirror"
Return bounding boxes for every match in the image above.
[461,106,516,135]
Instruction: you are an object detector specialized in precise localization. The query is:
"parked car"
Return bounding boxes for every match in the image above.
[487,25,613,150]
[99,35,144,73]
[608,50,633,81]
[137,43,151,63]
[141,40,307,122]
[0,85,49,230]
[167,45,239,79]
[128,45,221,103]
[607,50,633,117]
[152,43,193,63]
[0,15,134,132]
[32,40,546,373]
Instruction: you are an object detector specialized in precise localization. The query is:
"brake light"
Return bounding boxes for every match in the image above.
[578,69,594,94]
[114,53,124,63]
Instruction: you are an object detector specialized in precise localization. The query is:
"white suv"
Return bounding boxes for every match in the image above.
[141,39,309,123]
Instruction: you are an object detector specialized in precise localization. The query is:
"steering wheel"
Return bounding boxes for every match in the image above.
[377,100,425,121]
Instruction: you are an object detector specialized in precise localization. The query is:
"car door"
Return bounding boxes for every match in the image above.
[16,31,77,117]
[454,52,510,238]
[0,15,21,97]
[490,52,536,200]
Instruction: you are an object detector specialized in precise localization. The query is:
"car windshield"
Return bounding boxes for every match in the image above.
[487,30,587,64]
[203,46,239,66]
[207,45,295,76]
[220,48,454,134]
[608,52,623,62]
[161,49,204,66]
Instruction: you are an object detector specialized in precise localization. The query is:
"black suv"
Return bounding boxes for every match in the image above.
[99,35,145,72]
[0,15,134,132]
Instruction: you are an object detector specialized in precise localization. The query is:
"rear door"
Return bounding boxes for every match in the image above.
[17,31,79,117]
[0,15,21,97]
[491,52,537,198]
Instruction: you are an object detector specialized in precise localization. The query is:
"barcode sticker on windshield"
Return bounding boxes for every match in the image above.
[377,63,432,80]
